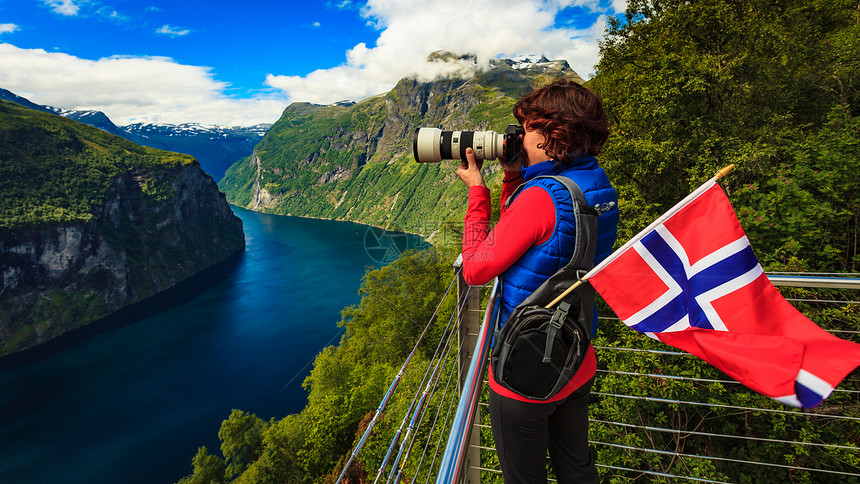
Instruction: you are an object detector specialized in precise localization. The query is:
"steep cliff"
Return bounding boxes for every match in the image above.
[0,101,245,355]
[219,55,578,235]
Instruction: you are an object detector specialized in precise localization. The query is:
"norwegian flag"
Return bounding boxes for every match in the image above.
[587,180,860,408]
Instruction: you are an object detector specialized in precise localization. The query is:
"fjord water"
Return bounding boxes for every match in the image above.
[0,206,428,484]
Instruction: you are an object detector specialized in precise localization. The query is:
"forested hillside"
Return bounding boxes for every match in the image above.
[0,101,245,355]
[180,0,859,482]
[0,88,267,182]
[592,0,859,273]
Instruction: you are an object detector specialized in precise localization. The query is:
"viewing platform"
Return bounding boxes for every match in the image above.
[337,267,860,483]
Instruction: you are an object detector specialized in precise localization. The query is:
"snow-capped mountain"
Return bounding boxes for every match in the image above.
[120,122,270,180]
[123,122,270,139]
[0,88,55,114]
[0,88,269,181]
[55,108,129,139]
[492,54,571,71]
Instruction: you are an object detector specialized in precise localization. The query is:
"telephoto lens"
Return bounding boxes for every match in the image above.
[413,125,524,164]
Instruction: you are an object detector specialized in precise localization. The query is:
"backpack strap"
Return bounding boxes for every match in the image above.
[491,176,602,398]
[507,175,598,307]
[504,175,596,270]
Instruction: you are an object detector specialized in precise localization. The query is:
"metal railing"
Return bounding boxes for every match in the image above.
[436,278,498,484]
[435,273,860,483]
[768,274,860,290]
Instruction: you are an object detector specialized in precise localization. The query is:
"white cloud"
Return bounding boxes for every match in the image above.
[266,0,613,105]
[42,0,134,23]
[5,0,623,126]
[99,7,130,23]
[156,24,192,37]
[0,24,19,35]
[43,0,82,16]
[0,43,285,126]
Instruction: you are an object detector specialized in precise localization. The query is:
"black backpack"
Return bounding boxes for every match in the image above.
[490,175,602,401]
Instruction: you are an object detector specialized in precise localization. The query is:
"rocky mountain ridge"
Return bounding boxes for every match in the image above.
[218,54,580,236]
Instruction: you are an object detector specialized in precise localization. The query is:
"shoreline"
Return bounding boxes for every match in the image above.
[228,203,437,242]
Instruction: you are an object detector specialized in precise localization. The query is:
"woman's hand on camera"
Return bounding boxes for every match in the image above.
[456,148,486,188]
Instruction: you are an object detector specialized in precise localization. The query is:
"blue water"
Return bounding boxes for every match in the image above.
[0,206,428,484]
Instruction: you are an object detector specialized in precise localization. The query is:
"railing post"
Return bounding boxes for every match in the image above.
[457,261,482,484]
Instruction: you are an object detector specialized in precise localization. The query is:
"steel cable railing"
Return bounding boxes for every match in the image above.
[411,347,461,483]
[594,465,732,484]
[433,273,860,482]
[593,441,860,480]
[384,295,465,483]
[597,368,860,395]
[590,391,860,421]
[590,419,860,451]
[394,348,454,482]
[374,285,471,483]
[435,278,499,484]
[420,366,462,483]
[335,270,461,484]
[347,270,859,482]
[596,369,860,395]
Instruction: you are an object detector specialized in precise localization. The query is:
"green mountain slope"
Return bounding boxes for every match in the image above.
[219,56,578,235]
[0,100,245,355]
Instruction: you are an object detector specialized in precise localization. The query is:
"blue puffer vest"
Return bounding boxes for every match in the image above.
[499,156,619,335]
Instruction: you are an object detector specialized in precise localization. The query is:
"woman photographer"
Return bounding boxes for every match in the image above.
[456,77,618,483]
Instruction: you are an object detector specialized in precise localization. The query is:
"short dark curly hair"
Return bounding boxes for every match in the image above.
[513,77,609,164]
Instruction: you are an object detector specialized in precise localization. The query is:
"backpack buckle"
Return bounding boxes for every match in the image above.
[543,302,570,363]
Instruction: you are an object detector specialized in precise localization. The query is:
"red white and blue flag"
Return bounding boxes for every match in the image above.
[587,179,860,408]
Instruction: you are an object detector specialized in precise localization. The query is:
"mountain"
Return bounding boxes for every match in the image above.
[0,100,245,356]
[0,88,269,181]
[218,54,578,237]
[0,88,55,114]
[122,122,270,181]
[56,108,129,139]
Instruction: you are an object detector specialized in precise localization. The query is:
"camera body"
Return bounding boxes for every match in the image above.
[413,124,524,164]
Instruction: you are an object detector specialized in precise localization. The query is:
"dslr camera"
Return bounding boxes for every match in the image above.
[413,124,525,164]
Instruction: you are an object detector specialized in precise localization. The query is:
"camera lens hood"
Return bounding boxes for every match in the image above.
[413,127,442,163]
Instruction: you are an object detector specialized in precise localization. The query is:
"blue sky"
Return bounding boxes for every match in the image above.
[0,0,626,126]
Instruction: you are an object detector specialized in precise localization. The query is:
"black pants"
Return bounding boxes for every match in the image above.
[489,377,599,483]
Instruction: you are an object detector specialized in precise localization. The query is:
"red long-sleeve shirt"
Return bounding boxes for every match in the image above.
[460,172,597,403]
[461,175,554,284]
